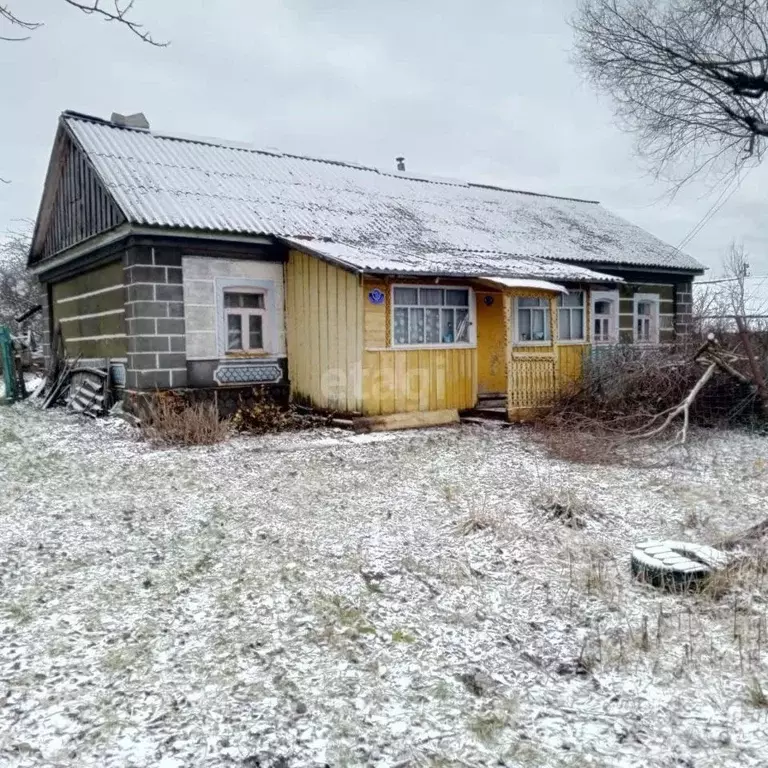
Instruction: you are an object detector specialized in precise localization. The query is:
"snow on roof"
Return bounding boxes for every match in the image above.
[480,277,569,293]
[282,237,620,283]
[62,111,704,274]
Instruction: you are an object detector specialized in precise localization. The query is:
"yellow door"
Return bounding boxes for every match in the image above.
[476,291,506,395]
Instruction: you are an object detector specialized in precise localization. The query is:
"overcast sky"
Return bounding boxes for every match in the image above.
[2,0,767,276]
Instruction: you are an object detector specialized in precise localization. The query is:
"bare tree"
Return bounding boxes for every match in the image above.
[721,243,768,408]
[628,244,768,443]
[0,226,41,340]
[0,1,165,46]
[572,0,768,186]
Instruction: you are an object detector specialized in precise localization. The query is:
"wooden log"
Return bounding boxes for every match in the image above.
[353,408,459,433]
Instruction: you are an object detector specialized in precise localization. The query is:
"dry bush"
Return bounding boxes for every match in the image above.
[456,506,501,536]
[231,388,302,435]
[532,345,760,463]
[141,392,229,447]
[700,545,768,601]
[548,346,709,430]
[746,678,768,709]
[531,487,599,529]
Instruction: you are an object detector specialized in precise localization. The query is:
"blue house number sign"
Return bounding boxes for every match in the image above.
[368,288,385,305]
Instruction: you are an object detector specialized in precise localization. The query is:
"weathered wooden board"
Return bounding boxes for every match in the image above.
[353,408,459,433]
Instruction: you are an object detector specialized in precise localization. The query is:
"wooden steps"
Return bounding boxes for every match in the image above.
[462,392,509,422]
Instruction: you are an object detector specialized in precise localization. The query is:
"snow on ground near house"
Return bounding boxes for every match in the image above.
[1,405,767,768]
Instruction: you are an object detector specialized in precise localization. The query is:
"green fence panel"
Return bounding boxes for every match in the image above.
[0,326,17,403]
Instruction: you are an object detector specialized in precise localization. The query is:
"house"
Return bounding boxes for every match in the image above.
[28,110,705,421]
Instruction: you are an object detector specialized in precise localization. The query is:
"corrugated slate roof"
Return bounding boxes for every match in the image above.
[282,237,620,282]
[63,111,704,275]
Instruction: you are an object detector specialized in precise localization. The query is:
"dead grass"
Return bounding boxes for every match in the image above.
[141,393,229,446]
[456,507,500,536]
[529,420,622,465]
[531,486,598,529]
[746,678,768,708]
[700,548,768,601]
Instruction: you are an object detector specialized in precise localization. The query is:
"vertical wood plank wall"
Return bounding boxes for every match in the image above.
[557,344,587,385]
[506,290,589,419]
[284,250,363,412]
[40,135,125,260]
[361,279,477,415]
[285,254,595,419]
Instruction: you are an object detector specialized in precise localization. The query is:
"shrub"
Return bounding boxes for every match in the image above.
[231,388,300,434]
[552,344,759,431]
[141,392,229,446]
[531,487,597,528]
[547,346,705,430]
[531,344,761,463]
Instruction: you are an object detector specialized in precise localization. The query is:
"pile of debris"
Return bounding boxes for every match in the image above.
[34,326,112,418]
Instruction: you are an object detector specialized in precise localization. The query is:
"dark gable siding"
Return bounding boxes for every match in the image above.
[39,135,125,261]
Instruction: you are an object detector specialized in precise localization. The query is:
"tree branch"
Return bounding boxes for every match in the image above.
[62,0,167,46]
[0,0,166,46]
[573,0,768,186]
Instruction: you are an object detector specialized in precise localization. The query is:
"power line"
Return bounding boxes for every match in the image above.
[696,275,768,285]
[674,170,745,253]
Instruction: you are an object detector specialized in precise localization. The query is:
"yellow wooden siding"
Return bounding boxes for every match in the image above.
[362,347,477,415]
[364,279,388,348]
[557,344,587,386]
[507,291,556,416]
[505,291,556,418]
[284,249,363,412]
[556,291,590,389]
[287,264,592,419]
[361,278,477,415]
[506,289,593,418]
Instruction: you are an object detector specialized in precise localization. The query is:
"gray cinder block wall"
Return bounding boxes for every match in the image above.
[123,246,187,390]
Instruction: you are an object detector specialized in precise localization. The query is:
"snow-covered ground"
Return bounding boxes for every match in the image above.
[1,403,767,768]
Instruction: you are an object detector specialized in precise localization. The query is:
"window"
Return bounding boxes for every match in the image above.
[516,297,550,342]
[224,290,266,352]
[392,286,471,346]
[633,294,659,344]
[557,291,585,341]
[593,299,613,343]
[591,289,618,344]
[635,301,653,342]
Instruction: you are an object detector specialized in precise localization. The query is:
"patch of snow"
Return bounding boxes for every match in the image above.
[0,404,766,766]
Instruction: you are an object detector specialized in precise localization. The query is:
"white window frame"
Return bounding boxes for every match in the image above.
[390,284,476,349]
[557,290,586,343]
[633,293,660,344]
[223,288,267,353]
[591,289,619,345]
[214,277,278,357]
[514,296,552,345]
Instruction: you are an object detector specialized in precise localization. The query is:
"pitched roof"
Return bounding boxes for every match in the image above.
[60,111,704,276]
[282,237,621,283]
